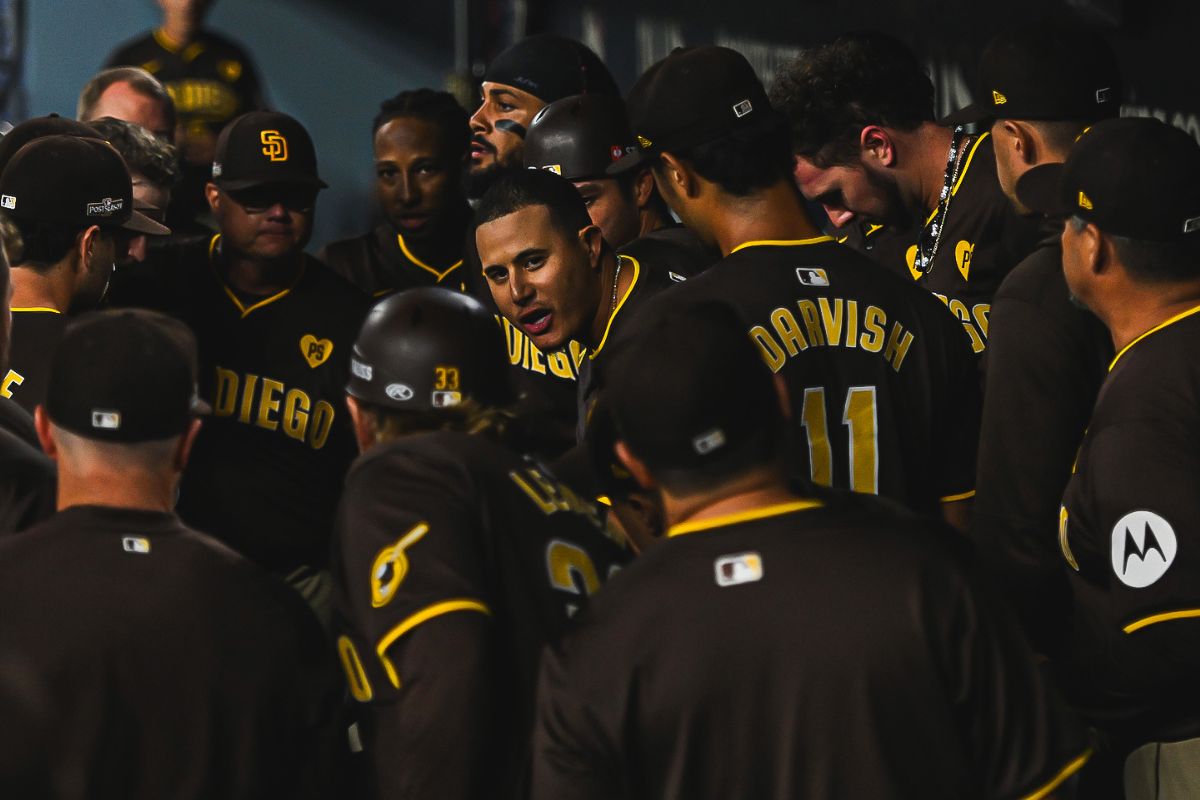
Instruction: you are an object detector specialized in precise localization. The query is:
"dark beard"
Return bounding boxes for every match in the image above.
[464,158,526,201]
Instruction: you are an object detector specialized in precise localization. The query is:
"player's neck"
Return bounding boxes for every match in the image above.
[11,264,71,313]
[587,248,628,349]
[1101,281,1200,354]
[662,467,800,533]
[56,469,178,514]
[914,122,957,215]
[711,180,824,256]
[159,15,199,48]
[639,207,671,239]
[219,249,303,297]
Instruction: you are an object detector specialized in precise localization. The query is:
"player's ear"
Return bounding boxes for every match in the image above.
[614,440,656,491]
[33,406,57,460]
[174,418,203,472]
[860,126,895,167]
[658,152,696,199]
[578,224,604,269]
[204,183,222,214]
[76,225,102,272]
[632,168,656,209]
[344,395,375,453]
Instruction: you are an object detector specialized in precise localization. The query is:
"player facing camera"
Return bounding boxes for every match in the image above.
[343,286,516,449]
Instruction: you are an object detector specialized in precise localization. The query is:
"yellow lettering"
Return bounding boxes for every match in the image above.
[883,324,915,372]
[949,299,985,353]
[0,369,23,399]
[529,345,547,374]
[769,308,808,355]
[308,401,334,449]
[860,306,886,352]
[238,374,258,423]
[546,540,600,595]
[972,303,990,339]
[845,300,859,348]
[818,297,844,346]
[502,319,522,365]
[282,388,311,442]
[547,351,573,378]
[569,340,588,370]
[796,300,826,346]
[256,378,284,431]
[749,325,786,373]
[510,470,558,515]
[214,367,238,416]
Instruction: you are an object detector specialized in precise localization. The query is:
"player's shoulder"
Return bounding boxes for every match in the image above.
[1107,310,1200,391]
[194,27,257,59]
[298,252,372,312]
[618,225,718,279]
[993,237,1063,303]
[347,430,496,498]
[103,31,157,65]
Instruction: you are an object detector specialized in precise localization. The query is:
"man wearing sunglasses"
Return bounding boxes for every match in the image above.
[112,110,369,624]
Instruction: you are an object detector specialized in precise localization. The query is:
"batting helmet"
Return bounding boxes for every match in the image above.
[524,94,637,181]
[346,287,513,411]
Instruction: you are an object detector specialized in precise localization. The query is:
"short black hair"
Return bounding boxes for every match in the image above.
[372,88,470,161]
[770,32,935,168]
[474,168,592,236]
[87,117,180,187]
[1069,214,1200,283]
[9,219,95,271]
[656,112,794,197]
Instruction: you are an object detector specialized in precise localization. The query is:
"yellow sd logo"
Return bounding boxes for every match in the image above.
[260,130,288,162]
[300,335,333,368]
[371,522,429,608]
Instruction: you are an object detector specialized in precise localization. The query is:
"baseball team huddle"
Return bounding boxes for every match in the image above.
[0,3,1196,799]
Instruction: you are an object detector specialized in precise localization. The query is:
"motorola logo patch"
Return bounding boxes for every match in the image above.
[1111,510,1177,588]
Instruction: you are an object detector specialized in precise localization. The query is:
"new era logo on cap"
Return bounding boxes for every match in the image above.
[636,134,653,150]
[91,409,121,430]
[993,90,1008,105]
[1184,216,1200,234]
[1096,87,1111,104]
[0,194,14,209]
[1078,191,1094,210]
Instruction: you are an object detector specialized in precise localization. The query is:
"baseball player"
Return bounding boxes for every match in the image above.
[475,168,685,441]
[531,298,1089,799]
[773,32,1042,353]
[108,111,369,620]
[615,46,981,524]
[321,89,473,297]
[1020,118,1200,797]
[0,309,339,798]
[947,25,1121,652]
[331,287,628,799]
[524,93,716,277]
[0,134,170,415]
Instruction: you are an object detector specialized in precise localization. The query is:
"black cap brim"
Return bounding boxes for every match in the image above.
[606,149,650,176]
[1015,162,1069,216]
[939,102,992,127]
[120,209,172,236]
[215,174,329,192]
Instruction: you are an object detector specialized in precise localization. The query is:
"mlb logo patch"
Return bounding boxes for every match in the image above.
[122,537,151,555]
[91,409,121,430]
[692,428,726,455]
[0,194,14,209]
[431,390,462,408]
[715,552,763,587]
[795,267,830,287]
[732,99,753,118]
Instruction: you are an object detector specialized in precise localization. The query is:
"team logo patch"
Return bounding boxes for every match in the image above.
[260,130,288,162]
[955,240,975,281]
[1111,510,1177,588]
[992,90,1008,105]
[1184,216,1200,234]
[218,59,243,82]
[91,409,121,430]
[86,197,123,217]
[1078,191,1094,211]
[385,383,414,402]
[1095,87,1111,104]
[122,537,151,555]
[0,194,14,209]
[795,267,829,287]
[732,99,753,118]
[904,245,921,282]
[371,522,429,608]
[692,428,726,455]
[715,552,763,587]
[350,358,373,381]
[300,335,333,368]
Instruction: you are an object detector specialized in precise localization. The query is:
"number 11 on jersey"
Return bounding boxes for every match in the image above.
[800,386,879,494]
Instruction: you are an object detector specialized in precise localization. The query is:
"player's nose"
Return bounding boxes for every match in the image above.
[397,173,420,207]
[469,103,490,133]
[508,270,534,305]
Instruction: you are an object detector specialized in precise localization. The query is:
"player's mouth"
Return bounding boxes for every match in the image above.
[470,136,496,162]
[395,213,431,231]
[519,308,553,337]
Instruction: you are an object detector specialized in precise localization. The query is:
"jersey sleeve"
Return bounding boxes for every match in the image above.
[335,449,492,697]
[930,546,1090,798]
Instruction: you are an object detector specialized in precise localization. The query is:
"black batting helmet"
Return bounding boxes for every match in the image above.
[346,288,513,411]
[524,94,637,181]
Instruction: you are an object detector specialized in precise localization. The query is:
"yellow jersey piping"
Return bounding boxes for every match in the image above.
[208,234,301,318]
[397,232,462,282]
[152,28,183,54]
[11,307,62,314]
[923,131,990,226]
[1019,748,1091,800]
[1124,608,1200,634]
[730,236,835,254]
[376,598,491,688]
[1109,303,1200,371]
[668,499,824,538]
[940,489,976,503]
[590,254,640,360]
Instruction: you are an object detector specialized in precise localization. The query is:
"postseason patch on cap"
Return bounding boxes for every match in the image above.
[86,197,124,217]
